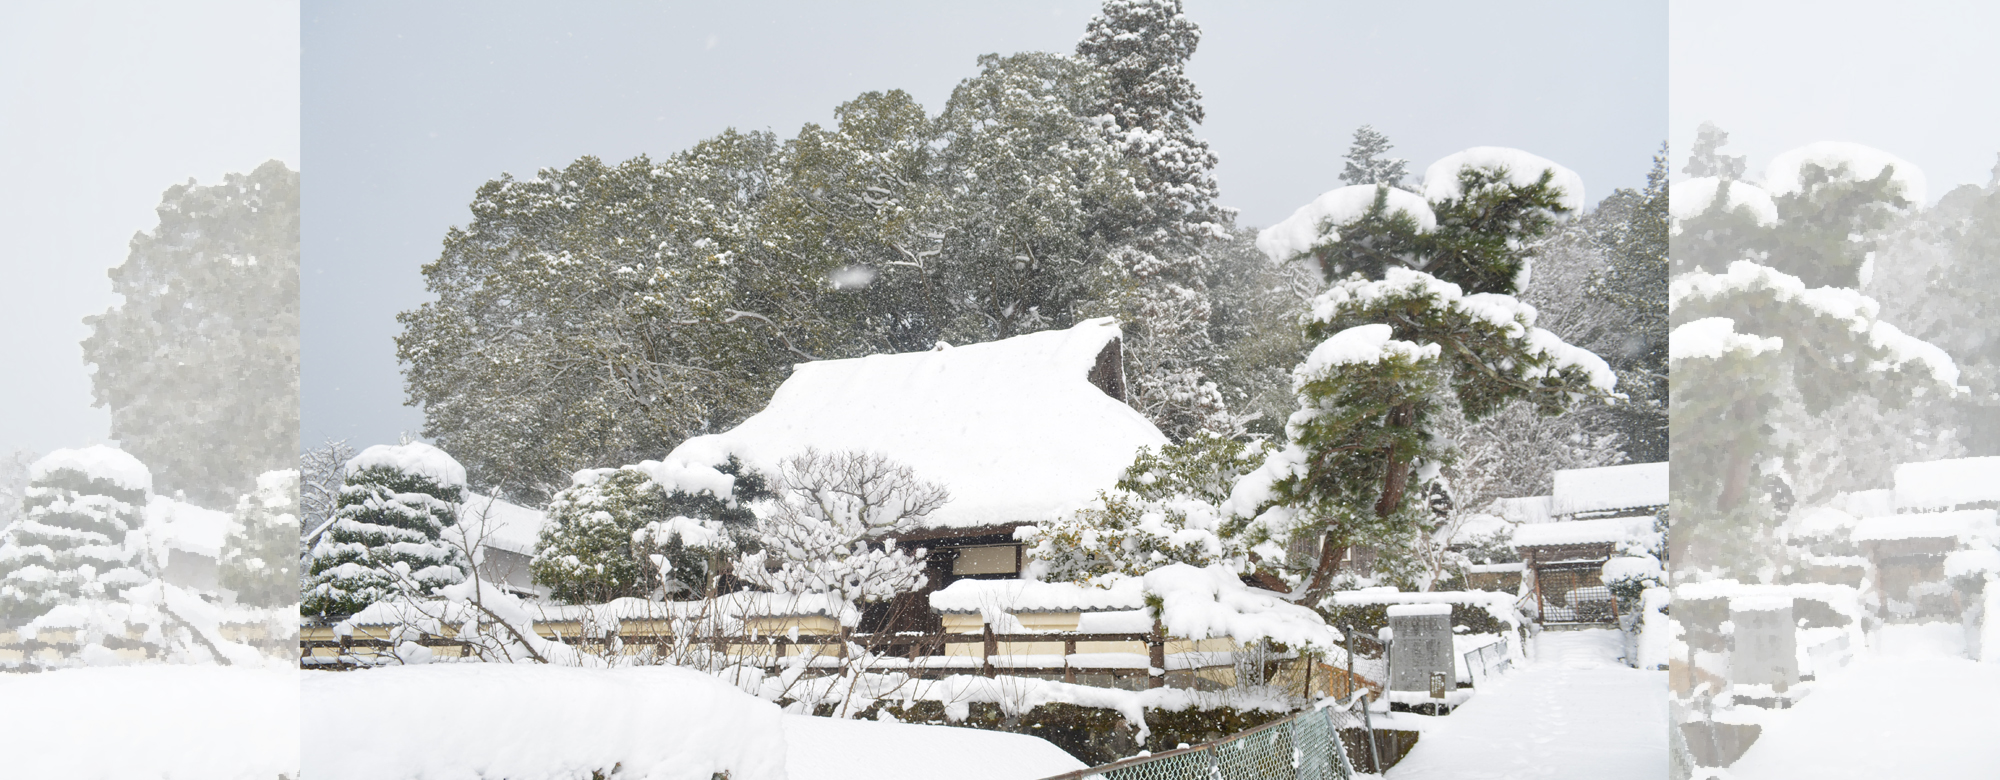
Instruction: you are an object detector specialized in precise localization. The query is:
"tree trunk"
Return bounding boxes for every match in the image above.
[1373,402,1416,517]
[1716,398,1757,510]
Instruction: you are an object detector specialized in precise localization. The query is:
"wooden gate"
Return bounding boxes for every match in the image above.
[1532,563,1618,624]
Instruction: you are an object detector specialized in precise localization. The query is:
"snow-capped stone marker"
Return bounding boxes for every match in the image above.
[1387,603,1455,700]
[1730,598,1799,705]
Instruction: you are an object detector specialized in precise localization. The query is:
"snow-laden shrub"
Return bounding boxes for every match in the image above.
[1602,554,1665,615]
[1023,435,1265,582]
[303,443,469,616]
[532,457,767,603]
[220,469,299,608]
[0,446,153,626]
[734,449,948,624]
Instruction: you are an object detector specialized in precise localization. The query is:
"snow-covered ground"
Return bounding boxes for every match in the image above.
[298,663,1088,780]
[0,666,299,779]
[1386,629,1665,780]
[783,713,1085,780]
[1725,624,2000,779]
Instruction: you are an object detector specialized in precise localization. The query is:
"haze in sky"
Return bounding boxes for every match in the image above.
[0,1,300,458]
[1670,0,2000,194]
[303,0,1666,452]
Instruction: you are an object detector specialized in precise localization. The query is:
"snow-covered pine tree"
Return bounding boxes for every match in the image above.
[1239,148,1613,601]
[1076,0,1235,440]
[1682,121,1746,180]
[302,443,470,616]
[0,448,153,627]
[220,469,299,608]
[80,161,299,508]
[1669,140,1951,578]
[531,457,768,603]
[1339,125,1410,189]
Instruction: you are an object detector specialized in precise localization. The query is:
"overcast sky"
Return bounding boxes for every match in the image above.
[1670,0,2000,197]
[0,2,299,458]
[301,0,1667,451]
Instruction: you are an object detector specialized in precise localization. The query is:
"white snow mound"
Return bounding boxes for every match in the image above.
[1669,317,1782,362]
[1422,146,1586,211]
[1764,141,1926,204]
[302,664,788,780]
[1669,177,1778,230]
[30,445,151,493]
[1256,184,1437,263]
[346,441,467,487]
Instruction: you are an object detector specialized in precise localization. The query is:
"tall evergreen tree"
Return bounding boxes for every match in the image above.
[1240,149,1610,601]
[80,161,300,507]
[302,443,470,616]
[1682,121,1747,180]
[1339,125,1410,188]
[1076,0,1234,439]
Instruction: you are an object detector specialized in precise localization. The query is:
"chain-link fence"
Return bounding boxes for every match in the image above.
[1038,699,1363,780]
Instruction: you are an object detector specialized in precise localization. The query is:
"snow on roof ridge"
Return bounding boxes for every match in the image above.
[1851,508,1997,543]
[663,317,1167,530]
[1551,461,1667,516]
[1894,456,2000,511]
[1512,515,1655,548]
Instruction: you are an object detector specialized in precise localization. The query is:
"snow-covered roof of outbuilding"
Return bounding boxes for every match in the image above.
[1551,462,1667,517]
[453,493,549,557]
[664,318,1168,531]
[1512,515,1656,549]
[1894,456,2000,512]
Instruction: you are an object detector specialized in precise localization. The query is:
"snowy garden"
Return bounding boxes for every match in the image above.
[1666,126,2000,778]
[271,10,1677,769]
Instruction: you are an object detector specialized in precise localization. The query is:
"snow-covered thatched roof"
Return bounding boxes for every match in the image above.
[1550,462,1667,518]
[664,318,1168,531]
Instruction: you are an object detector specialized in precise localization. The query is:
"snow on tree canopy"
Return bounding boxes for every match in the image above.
[1893,456,2000,512]
[1142,564,1341,652]
[1310,267,1619,393]
[344,441,467,487]
[1295,323,1441,376]
[665,318,1168,529]
[1422,146,1586,211]
[1254,184,1437,263]
[1764,141,1927,205]
[29,445,151,494]
[1669,317,1783,362]
[1551,461,1667,517]
[1669,177,1777,231]
[1670,260,1961,387]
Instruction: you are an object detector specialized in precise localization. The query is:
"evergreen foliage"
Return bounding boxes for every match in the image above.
[302,463,468,617]
[220,469,300,608]
[531,458,769,603]
[80,161,299,507]
[1025,435,1266,582]
[1077,0,1235,439]
[1338,125,1410,188]
[0,460,151,626]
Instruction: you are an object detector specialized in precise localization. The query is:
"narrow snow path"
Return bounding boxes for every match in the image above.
[1386,629,1665,780]
[1726,629,2000,779]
